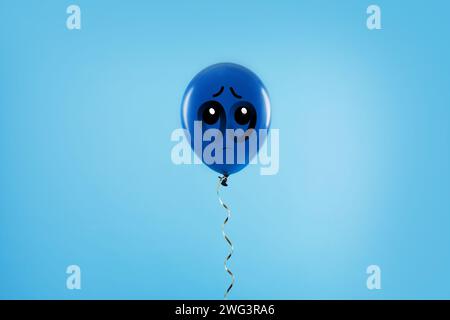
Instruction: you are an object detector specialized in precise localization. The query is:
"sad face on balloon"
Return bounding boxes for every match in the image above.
[181,63,271,176]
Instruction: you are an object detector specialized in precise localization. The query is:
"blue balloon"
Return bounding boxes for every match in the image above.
[181,63,271,176]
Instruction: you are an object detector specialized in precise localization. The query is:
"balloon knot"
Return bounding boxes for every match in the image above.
[219,174,229,187]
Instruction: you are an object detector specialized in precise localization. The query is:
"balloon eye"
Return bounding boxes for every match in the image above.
[235,106,250,125]
[202,105,220,125]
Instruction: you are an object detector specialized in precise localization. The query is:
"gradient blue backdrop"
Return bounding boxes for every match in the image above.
[1,1,449,299]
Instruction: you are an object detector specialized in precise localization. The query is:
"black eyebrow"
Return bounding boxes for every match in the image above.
[229,87,242,99]
[212,86,224,97]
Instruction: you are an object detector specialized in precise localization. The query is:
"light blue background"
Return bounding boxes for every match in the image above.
[1,1,449,299]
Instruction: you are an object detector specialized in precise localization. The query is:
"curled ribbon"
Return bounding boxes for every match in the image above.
[216,175,235,299]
